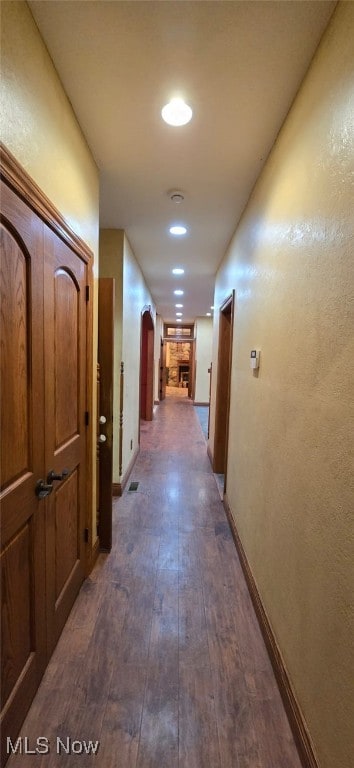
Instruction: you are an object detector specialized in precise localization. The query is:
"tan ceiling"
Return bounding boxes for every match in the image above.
[29,0,336,323]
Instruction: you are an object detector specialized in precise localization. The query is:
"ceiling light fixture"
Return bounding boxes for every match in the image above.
[176,318,182,323]
[169,225,187,236]
[175,303,183,308]
[176,312,183,317]
[206,312,211,317]
[174,289,184,296]
[172,268,184,275]
[161,98,192,127]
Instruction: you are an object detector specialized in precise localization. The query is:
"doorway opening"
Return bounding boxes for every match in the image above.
[213,292,235,494]
[178,364,190,386]
[140,308,154,420]
[163,323,195,399]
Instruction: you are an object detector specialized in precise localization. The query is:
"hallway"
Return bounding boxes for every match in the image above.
[9,396,301,768]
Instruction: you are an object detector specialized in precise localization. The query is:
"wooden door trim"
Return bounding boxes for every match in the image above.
[0,143,93,264]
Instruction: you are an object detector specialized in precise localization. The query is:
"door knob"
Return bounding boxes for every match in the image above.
[98,434,107,443]
[99,415,107,424]
[35,479,53,499]
[47,468,69,484]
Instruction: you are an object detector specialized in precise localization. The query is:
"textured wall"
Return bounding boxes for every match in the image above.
[0,1,98,254]
[194,317,213,403]
[99,231,124,483]
[122,236,156,477]
[1,1,100,542]
[154,314,164,402]
[210,4,354,768]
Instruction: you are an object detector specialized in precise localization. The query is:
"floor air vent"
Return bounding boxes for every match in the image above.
[128,481,139,492]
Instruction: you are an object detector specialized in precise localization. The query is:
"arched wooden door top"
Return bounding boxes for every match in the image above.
[141,304,154,330]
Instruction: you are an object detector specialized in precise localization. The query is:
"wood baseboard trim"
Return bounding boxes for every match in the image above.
[112,446,140,497]
[193,401,209,406]
[223,493,319,768]
[154,399,159,405]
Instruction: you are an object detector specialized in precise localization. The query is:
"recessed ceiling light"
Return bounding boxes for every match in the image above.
[172,268,184,275]
[161,98,192,127]
[174,289,184,296]
[175,303,183,308]
[210,306,214,310]
[176,312,183,317]
[169,225,187,236]
[206,312,211,316]
[176,318,182,322]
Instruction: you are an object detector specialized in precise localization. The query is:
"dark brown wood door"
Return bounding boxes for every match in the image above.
[1,179,88,760]
[98,278,114,551]
[43,226,87,654]
[140,311,154,421]
[159,338,166,400]
[0,183,47,761]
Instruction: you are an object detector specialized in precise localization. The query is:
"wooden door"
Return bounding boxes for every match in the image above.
[213,293,234,484]
[98,278,114,551]
[0,183,47,760]
[140,310,154,420]
[159,338,166,400]
[43,226,87,654]
[1,174,89,760]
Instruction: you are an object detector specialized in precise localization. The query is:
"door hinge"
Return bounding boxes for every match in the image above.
[85,411,89,426]
[85,285,90,302]
[84,528,89,543]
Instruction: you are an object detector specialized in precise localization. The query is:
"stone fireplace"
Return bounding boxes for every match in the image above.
[166,342,191,387]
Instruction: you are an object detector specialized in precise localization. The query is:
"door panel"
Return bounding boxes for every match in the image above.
[0,184,46,762]
[0,228,30,486]
[98,278,114,551]
[55,470,80,598]
[1,525,32,707]
[44,227,86,653]
[54,269,79,445]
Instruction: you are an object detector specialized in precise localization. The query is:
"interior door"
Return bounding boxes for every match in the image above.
[0,183,47,761]
[159,338,166,400]
[44,226,87,654]
[98,278,114,551]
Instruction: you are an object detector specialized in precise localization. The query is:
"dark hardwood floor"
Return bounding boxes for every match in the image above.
[7,394,302,767]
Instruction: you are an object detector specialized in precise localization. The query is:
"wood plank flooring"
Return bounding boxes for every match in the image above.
[7,394,302,767]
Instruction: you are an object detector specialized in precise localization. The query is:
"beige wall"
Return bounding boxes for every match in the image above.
[99,231,156,482]
[122,235,156,478]
[210,5,354,768]
[0,1,100,542]
[194,317,213,403]
[99,230,124,484]
[154,315,163,403]
[154,314,164,402]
